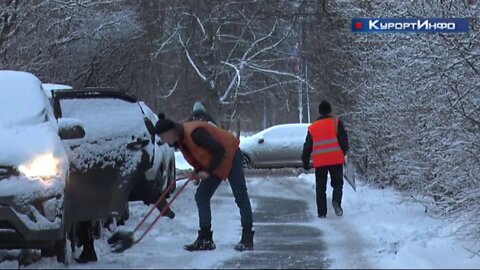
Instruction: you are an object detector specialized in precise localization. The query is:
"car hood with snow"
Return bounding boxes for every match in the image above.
[0,124,68,169]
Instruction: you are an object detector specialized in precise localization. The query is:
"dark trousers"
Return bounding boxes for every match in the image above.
[78,221,95,254]
[195,149,253,232]
[315,164,344,216]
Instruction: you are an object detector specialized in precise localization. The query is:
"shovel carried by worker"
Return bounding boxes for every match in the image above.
[343,156,356,192]
[108,176,192,253]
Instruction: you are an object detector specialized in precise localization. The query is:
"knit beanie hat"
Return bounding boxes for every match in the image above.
[318,100,332,115]
[193,101,206,112]
[155,113,176,134]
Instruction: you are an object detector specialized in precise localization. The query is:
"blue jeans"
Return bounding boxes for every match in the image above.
[195,149,253,231]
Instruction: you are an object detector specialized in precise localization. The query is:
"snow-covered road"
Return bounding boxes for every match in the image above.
[2,170,479,269]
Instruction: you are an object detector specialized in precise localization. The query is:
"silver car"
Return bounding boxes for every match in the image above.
[240,123,310,168]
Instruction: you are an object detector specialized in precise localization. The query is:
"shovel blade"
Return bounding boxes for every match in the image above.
[108,231,135,253]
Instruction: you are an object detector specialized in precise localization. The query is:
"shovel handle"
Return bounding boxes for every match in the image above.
[134,178,192,244]
[133,175,189,233]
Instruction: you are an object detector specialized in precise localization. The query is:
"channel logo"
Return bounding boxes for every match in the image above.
[352,18,469,33]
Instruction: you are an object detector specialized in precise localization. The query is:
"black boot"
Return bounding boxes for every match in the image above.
[184,229,216,251]
[161,206,176,219]
[157,201,175,219]
[75,239,98,264]
[234,229,254,251]
[332,201,343,216]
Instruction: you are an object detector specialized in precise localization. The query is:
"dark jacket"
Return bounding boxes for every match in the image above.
[302,115,349,168]
[187,110,218,126]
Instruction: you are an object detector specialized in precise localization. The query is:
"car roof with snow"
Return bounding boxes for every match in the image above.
[0,71,47,126]
[260,123,309,133]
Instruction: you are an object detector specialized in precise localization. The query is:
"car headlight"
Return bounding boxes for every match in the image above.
[18,153,61,181]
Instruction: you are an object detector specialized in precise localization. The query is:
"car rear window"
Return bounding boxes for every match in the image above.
[59,98,148,140]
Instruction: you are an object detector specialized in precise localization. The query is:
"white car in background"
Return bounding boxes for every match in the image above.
[240,123,310,168]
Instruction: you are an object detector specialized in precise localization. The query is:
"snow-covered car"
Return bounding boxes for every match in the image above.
[138,101,176,194]
[52,89,150,214]
[51,89,175,224]
[0,71,85,263]
[240,123,310,168]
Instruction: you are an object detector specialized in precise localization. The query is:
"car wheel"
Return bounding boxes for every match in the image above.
[243,154,252,169]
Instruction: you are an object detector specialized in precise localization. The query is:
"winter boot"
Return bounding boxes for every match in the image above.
[332,201,343,216]
[162,206,176,219]
[157,201,175,219]
[184,229,216,251]
[74,239,98,264]
[234,230,254,251]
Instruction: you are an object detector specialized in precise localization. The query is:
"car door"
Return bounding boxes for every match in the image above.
[252,126,288,167]
[281,125,309,167]
[53,90,154,223]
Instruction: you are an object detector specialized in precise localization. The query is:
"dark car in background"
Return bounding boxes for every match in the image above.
[51,89,175,226]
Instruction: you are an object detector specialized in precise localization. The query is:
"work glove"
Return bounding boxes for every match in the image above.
[189,171,210,185]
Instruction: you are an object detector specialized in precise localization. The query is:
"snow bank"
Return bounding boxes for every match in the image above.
[298,173,480,269]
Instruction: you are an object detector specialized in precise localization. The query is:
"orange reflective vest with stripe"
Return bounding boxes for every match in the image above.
[308,117,345,168]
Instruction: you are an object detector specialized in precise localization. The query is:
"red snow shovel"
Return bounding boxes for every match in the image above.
[108,176,192,253]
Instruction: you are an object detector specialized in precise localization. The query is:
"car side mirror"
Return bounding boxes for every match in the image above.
[58,118,86,140]
[258,137,264,144]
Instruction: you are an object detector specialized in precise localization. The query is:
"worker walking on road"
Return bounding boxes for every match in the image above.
[302,100,349,218]
[155,114,254,251]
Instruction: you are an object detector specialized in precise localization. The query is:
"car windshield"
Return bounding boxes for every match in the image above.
[0,71,47,126]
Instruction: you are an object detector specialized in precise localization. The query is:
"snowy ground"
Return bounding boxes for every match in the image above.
[1,162,479,268]
[296,174,480,269]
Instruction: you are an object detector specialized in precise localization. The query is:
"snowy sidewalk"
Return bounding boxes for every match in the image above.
[297,173,480,269]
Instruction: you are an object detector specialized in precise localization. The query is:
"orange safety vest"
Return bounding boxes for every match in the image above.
[308,117,345,168]
[181,122,240,180]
